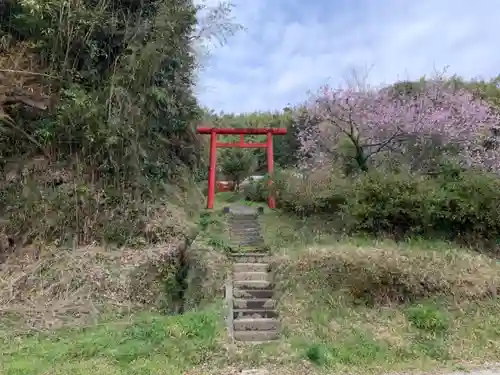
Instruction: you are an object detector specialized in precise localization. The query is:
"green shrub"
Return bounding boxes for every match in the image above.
[274,168,347,216]
[242,178,268,202]
[277,166,500,249]
[405,303,450,334]
[341,170,434,237]
[429,169,500,242]
[342,169,500,244]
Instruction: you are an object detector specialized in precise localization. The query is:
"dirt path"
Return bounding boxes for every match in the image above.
[188,364,500,375]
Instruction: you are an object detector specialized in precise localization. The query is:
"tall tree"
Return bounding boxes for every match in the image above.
[296,79,500,173]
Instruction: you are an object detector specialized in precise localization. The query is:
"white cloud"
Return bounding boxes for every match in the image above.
[195,0,499,114]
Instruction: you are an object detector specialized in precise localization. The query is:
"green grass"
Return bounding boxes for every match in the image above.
[4,193,500,375]
[0,308,225,375]
[209,195,500,374]
[278,294,500,373]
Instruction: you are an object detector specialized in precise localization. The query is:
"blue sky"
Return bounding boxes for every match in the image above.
[195,0,499,114]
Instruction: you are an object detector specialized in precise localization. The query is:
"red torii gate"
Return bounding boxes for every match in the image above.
[197,127,287,210]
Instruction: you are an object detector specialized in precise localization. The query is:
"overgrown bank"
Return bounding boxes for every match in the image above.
[0,207,232,375]
[1,1,500,373]
[263,205,500,373]
[2,193,500,375]
[0,0,203,251]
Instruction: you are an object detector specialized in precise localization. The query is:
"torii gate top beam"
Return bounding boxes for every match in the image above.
[196,127,287,135]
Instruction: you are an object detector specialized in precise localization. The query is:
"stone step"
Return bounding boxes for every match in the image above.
[233,263,269,273]
[230,245,268,251]
[230,224,261,229]
[240,369,270,375]
[229,213,259,219]
[233,271,269,282]
[230,233,263,240]
[231,232,261,238]
[233,288,274,299]
[229,219,259,225]
[233,298,276,309]
[230,223,261,228]
[233,279,272,290]
[233,317,279,331]
[230,225,260,230]
[230,253,271,263]
[231,242,264,247]
[231,243,268,249]
[233,309,278,319]
[231,227,260,232]
[230,220,259,225]
[230,247,269,255]
[233,330,279,342]
[230,232,262,238]
[236,240,265,247]
[230,223,260,229]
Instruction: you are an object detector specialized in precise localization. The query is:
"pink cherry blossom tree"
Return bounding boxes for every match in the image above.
[294,79,500,173]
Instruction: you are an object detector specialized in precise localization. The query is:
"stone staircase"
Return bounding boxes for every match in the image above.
[225,206,279,343]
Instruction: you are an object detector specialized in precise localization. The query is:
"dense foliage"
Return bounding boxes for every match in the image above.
[2,0,500,255]
[267,75,500,252]
[0,0,233,247]
[1,0,201,181]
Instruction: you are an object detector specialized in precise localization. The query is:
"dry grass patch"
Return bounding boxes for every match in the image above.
[0,239,201,333]
[267,241,500,372]
[184,241,230,310]
[274,244,500,304]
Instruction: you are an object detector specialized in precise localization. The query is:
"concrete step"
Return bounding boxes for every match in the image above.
[231,227,260,232]
[229,212,259,220]
[230,253,271,263]
[229,219,259,225]
[233,298,276,309]
[233,288,274,299]
[230,224,261,229]
[230,233,262,239]
[233,309,278,319]
[236,240,265,247]
[230,246,269,252]
[230,223,260,229]
[229,229,261,235]
[230,245,270,263]
[229,224,262,233]
[233,279,272,290]
[233,330,279,342]
[233,271,269,282]
[229,233,264,244]
[230,232,261,238]
[233,263,269,273]
[233,317,279,331]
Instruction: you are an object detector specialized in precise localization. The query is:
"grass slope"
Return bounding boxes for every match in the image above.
[2,192,500,375]
[261,203,500,374]
[0,308,225,375]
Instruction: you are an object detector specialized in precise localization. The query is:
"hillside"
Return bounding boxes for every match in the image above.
[3,197,500,375]
[2,1,500,375]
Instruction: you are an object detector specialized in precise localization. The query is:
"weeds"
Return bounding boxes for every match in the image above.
[405,303,450,334]
[0,308,225,375]
[257,206,500,372]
